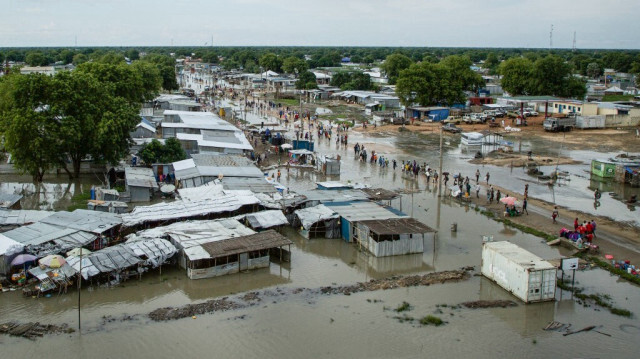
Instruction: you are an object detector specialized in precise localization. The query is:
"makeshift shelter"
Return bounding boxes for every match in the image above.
[0,234,24,275]
[237,210,289,231]
[122,189,259,228]
[27,263,77,295]
[325,201,406,242]
[184,230,292,279]
[125,167,159,202]
[1,222,97,258]
[293,205,340,238]
[356,218,436,257]
[0,193,22,210]
[67,245,142,282]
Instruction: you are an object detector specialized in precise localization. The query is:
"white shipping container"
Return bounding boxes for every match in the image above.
[481,241,557,303]
[576,116,605,129]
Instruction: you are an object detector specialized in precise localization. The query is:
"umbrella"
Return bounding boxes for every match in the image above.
[500,196,521,207]
[39,254,66,268]
[10,254,37,267]
[66,248,92,258]
[281,143,293,149]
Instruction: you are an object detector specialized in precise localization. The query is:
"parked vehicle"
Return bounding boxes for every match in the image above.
[543,117,575,132]
[442,123,462,133]
[443,116,462,124]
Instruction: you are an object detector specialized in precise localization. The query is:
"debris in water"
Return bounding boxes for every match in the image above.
[461,300,517,309]
[0,322,74,340]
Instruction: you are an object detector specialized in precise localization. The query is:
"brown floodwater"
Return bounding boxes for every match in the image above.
[1,106,639,358]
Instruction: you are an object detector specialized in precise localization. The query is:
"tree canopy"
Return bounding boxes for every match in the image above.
[295,71,318,90]
[395,55,482,107]
[381,53,413,84]
[0,61,161,180]
[330,71,374,91]
[137,138,186,165]
[499,55,586,98]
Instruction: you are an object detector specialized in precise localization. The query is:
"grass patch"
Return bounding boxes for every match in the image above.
[395,301,412,313]
[601,94,635,102]
[274,98,300,106]
[557,279,633,317]
[420,315,444,326]
[577,254,640,286]
[67,191,91,212]
[393,314,414,323]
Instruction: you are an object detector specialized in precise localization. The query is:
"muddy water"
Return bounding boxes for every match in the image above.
[2,125,639,357]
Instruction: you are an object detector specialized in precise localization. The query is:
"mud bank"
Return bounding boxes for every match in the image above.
[149,270,470,321]
[469,153,581,167]
[0,322,74,340]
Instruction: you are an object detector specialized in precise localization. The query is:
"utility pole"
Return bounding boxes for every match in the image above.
[77,250,82,333]
[438,126,443,197]
[572,31,577,52]
[549,24,554,50]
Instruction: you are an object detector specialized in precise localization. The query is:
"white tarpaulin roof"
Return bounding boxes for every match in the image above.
[67,245,142,280]
[122,238,177,268]
[0,234,23,256]
[127,218,255,250]
[294,205,338,230]
[237,210,289,229]
[122,191,260,227]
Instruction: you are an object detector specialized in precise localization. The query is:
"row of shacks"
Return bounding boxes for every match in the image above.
[0,179,436,295]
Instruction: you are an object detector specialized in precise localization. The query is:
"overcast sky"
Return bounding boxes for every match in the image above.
[2,0,639,49]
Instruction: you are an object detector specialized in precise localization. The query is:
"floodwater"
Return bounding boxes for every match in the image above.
[2,120,640,358]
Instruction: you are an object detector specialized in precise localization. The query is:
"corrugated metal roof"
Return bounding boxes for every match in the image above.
[199,230,292,259]
[0,210,53,226]
[360,188,400,201]
[2,222,97,257]
[173,154,263,180]
[40,209,122,234]
[296,189,369,203]
[123,238,177,268]
[122,192,259,227]
[325,202,405,222]
[125,167,159,189]
[0,193,22,208]
[294,205,339,230]
[359,218,436,235]
[220,177,277,193]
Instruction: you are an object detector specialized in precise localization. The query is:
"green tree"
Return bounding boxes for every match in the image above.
[125,49,140,61]
[201,51,219,64]
[282,56,308,75]
[586,62,603,78]
[485,53,499,69]
[439,55,483,94]
[396,62,456,107]
[51,70,141,177]
[295,71,317,90]
[259,53,282,73]
[381,53,413,84]
[72,53,88,65]
[499,57,533,96]
[0,74,60,181]
[25,51,49,66]
[138,138,186,164]
[76,61,160,104]
[330,72,352,88]
[56,49,75,65]
[140,54,178,91]
[530,55,585,98]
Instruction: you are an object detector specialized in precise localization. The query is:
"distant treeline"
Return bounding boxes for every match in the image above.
[1,47,640,77]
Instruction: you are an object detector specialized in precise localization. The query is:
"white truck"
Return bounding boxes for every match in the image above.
[543,117,576,132]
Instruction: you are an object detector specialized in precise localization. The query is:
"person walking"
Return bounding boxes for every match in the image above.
[522,197,529,215]
[475,169,480,183]
[496,190,502,203]
[485,172,490,185]
[490,187,495,203]
[475,184,481,198]
[591,219,597,238]
[486,187,491,203]
[552,206,559,223]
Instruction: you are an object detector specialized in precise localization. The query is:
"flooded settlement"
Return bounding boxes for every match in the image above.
[1,51,640,359]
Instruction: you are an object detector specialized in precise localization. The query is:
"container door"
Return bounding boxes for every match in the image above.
[541,269,557,300]
[527,271,542,302]
[239,253,248,271]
